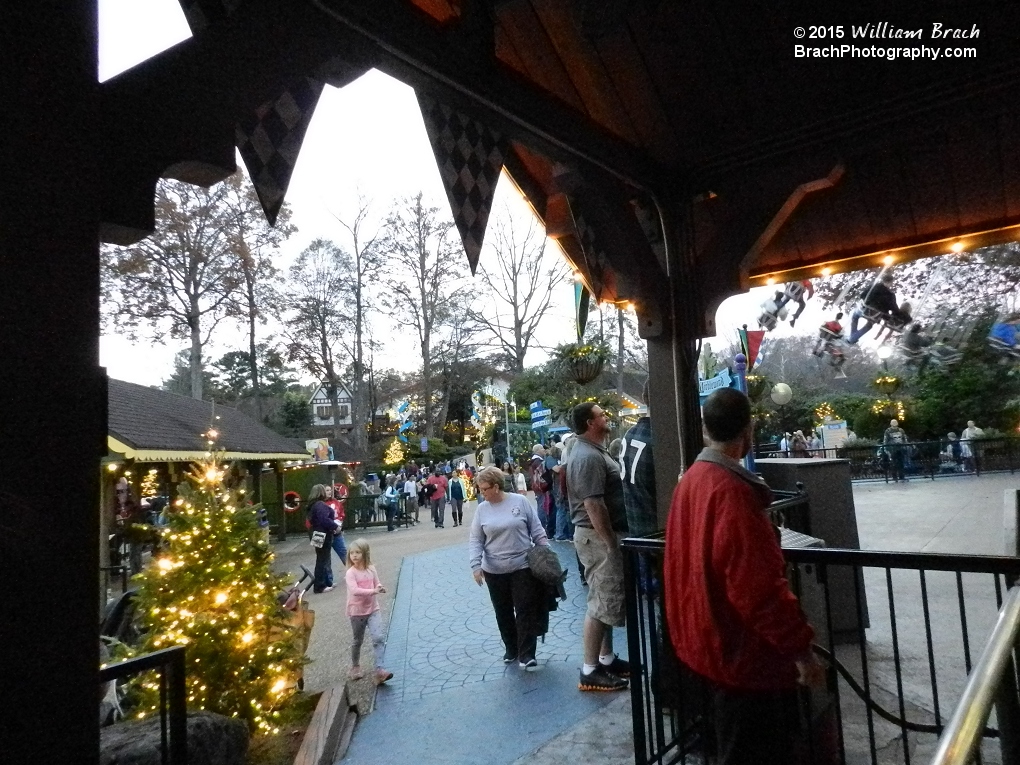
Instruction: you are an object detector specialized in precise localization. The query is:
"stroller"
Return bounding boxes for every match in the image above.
[277,565,316,691]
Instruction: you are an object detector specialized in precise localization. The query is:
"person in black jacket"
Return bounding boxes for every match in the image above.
[307,484,340,593]
[621,380,657,538]
[848,273,908,344]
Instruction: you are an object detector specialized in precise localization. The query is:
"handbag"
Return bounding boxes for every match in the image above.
[310,531,326,548]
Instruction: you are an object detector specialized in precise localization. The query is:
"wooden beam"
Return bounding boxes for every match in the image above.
[98,0,671,240]
[311,0,670,189]
[740,164,845,274]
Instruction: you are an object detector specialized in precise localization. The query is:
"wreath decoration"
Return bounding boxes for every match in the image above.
[283,491,301,512]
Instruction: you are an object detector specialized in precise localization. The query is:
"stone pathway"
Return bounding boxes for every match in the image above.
[339,540,629,765]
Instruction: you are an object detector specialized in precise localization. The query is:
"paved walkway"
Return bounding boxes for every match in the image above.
[314,473,1020,764]
[339,540,632,765]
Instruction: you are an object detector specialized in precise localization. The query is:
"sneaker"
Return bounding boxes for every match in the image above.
[375,668,394,685]
[601,656,631,678]
[520,657,537,669]
[503,650,515,664]
[321,585,335,593]
[578,665,627,692]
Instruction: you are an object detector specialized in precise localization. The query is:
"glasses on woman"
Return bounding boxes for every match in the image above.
[477,483,494,493]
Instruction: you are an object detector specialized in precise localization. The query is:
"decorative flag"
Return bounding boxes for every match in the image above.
[416,93,508,274]
[575,282,590,343]
[236,77,326,225]
[739,328,766,370]
[752,337,768,371]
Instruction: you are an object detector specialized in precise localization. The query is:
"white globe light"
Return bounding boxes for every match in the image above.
[876,345,894,360]
[771,383,793,406]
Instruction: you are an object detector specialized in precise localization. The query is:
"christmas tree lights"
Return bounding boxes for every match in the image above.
[130,448,304,734]
[383,437,406,466]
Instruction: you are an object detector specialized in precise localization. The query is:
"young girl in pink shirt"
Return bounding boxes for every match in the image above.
[345,539,393,684]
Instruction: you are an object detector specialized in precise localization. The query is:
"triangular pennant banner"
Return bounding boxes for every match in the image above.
[417,93,508,275]
[236,77,325,226]
[575,282,590,343]
[177,0,244,34]
[745,330,766,369]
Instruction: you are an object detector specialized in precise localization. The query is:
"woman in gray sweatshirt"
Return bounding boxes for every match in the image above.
[469,466,549,668]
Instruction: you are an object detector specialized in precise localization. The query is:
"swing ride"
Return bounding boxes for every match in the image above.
[988,307,1020,361]
[756,280,814,331]
[753,258,986,380]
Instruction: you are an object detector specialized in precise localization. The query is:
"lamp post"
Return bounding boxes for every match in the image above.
[877,343,894,371]
[734,352,755,472]
[504,398,515,463]
[771,383,793,454]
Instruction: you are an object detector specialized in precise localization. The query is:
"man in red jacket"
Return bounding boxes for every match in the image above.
[664,387,824,764]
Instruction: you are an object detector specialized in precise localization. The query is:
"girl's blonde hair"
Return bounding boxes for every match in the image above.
[347,538,373,568]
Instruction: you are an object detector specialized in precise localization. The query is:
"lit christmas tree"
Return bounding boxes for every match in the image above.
[140,467,160,498]
[383,437,406,466]
[130,451,304,734]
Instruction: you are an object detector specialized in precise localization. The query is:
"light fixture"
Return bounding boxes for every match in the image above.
[765,277,776,286]
[877,345,894,360]
[821,267,832,276]
[883,255,894,266]
[951,241,964,253]
[770,383,793,406]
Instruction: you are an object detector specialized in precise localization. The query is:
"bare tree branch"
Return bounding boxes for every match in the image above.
[467,206,570,372]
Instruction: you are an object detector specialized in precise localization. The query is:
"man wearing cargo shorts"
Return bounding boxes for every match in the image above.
[566,402,631,691]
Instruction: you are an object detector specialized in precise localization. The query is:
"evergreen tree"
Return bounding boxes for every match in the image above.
[383,437,406,466]
[130,454,304,733]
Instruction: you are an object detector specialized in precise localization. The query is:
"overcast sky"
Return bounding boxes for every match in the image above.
[97,0,835,388]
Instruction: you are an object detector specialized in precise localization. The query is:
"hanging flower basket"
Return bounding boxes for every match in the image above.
[568,357,605,384]
[554,343,611,385]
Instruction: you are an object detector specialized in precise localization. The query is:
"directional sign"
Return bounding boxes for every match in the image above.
[530,408,552,419]
[531,418,552,429]
[529,400,543,411]
[420,437,429,452]
[698,367,733,398]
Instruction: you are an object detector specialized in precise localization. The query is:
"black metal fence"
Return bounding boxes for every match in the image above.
[623,536,1020,765]
[99,646,188,765]
[756,436,1020,483]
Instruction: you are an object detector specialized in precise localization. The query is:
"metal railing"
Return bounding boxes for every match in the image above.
[624,535,1020,765]
[99,646,188,765]
[930,586,1020,765]
[756,436,1020,483]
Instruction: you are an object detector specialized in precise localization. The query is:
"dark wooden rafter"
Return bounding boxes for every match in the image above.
[99,0,672,244]
[747,112,1020,286]
[99,0,375,242]
[312,0,671,188]
[501,141,667,314]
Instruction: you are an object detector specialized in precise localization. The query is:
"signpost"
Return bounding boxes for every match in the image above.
[529,400,551,442]
[697,367,735,403]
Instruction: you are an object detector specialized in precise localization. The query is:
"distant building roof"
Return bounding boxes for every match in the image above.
[107,379,309,462]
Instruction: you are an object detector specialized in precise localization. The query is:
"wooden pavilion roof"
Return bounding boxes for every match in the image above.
[100,0,1020,335]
